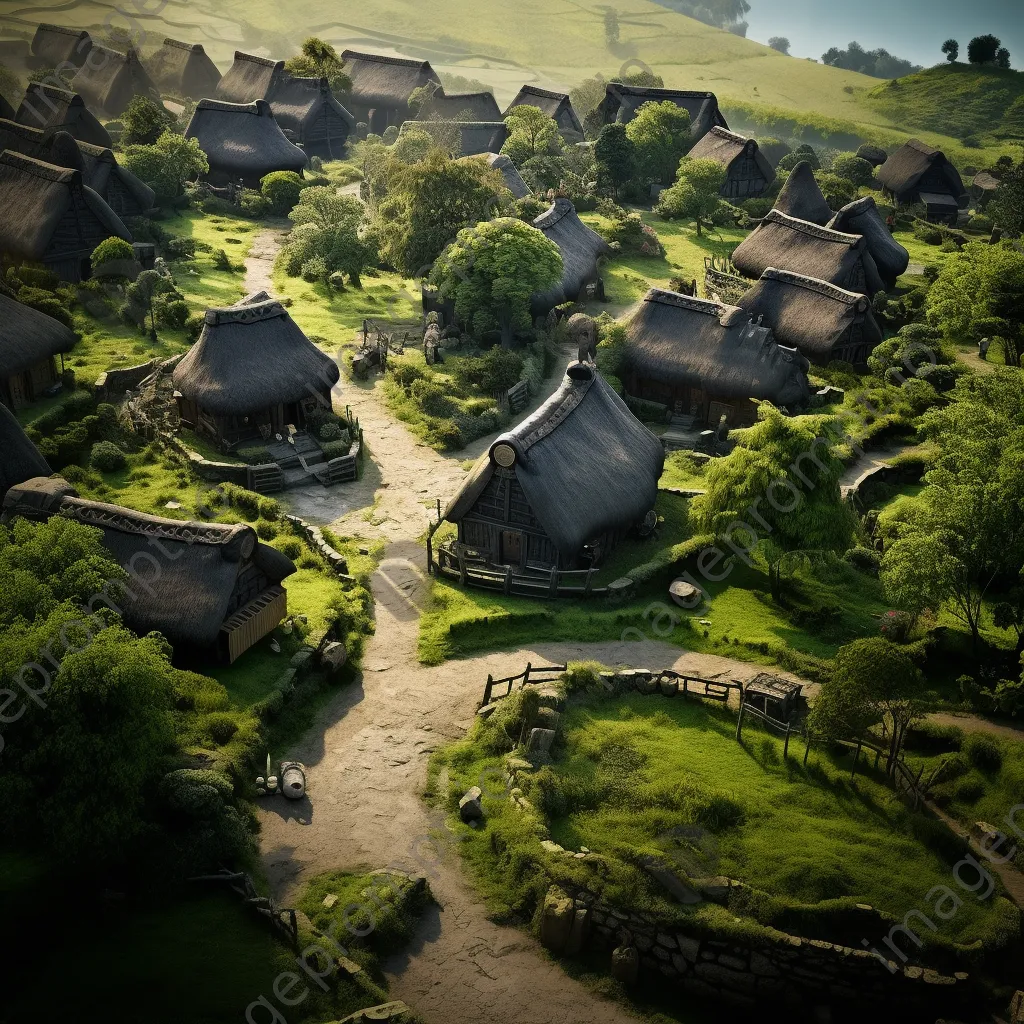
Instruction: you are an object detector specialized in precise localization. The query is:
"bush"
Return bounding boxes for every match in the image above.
[301,256,329,283]
[238,189,271,218]
[254,518,278,541]
[235,445,272,466]
[206,713,239,745]
[261,171,304,216]
[878,609,914,642]
[89,441,127,473]
[913,223,943,245]
[425,419,463,451]
[16,288,73,329]
[915,363,957,392]
[843,546,880,575]
[321,438,353,460]
[212,249,234,271]
[963,734,1002,772]
[91,236,135,272]
[319,420,343,441]
[830,153,875,186]
[164,236,197,260]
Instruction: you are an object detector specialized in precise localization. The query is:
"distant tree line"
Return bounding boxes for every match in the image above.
[822,41,921,79]
[941,35,1011,68]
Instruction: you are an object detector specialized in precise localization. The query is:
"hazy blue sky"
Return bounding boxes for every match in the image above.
[745,0,1020,69]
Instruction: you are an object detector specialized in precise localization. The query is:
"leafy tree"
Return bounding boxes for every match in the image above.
[285,36,351,93]
[260,170,304,216]
[996,47,1011,69]
[625,100,692,184]
[594,123,636,198]
[430,218,562,347]
[521,154,568,193]
[830,152,875,186]
[121,269,175,337]
[120,95,175,145]
[942,38,959,62]
[604,9,620,46]
[283,188,374,286]
[967,34,1001,65]
[655,156,726,235]
[122,131,208,202]
[501,104,563,166]
[767,36,790,54]
[990,158,1024,236]
[821,40,920,78]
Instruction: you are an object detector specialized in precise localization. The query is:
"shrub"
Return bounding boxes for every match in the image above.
[301,256,329,283]
[913,223,943,245]
[953,771,986,802]
[963,734,1003,772]
[239,189,271,218]
[235,445,272,466]
[254,519,278,541]
[319,421,343,441]
[155,296,189,329]
[425,419,463,451]
[275,538,303,560]
[321,439,353,460]
[212,249,234,271]
[261,171,304,216]
[91,236,135,272]
[843,546,880,575]
[16,288,73,329]
[830,153,875,186]
[164,236,197,260]
[915,363,957,392]
[89,441,127,473]
[206,713,240,745]
[878,609,914,642]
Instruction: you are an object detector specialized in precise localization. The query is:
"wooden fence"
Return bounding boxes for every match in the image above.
[434,545,607,599]
[495,379,531,415]
[190,868,298,948]
[481,661,568,707]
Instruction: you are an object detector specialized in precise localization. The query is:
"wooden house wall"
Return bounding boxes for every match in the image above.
[2,358,59,409]
[627,371,757,427]
[300,107,351,158]
[220,584,287,663]
[722,153,771,199]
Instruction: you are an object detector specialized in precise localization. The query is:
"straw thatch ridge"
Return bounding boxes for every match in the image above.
[340,50,440,129]
[71,45,161,117]
[446,361,663,557]
[173,297,340,416]
[30,24,92,68]
[737,267,883,365]
[215,51,285,104]
[876,139,966,204]
[0,405,51,500]
[146,38,223,99]
[0,290,76,380]
[417,89,502,122]
[16,83,112,148]
[732,209,885,297]
[598,84,727,139]
[827,195,909,289]
[532,197,611,310]
[621,287,810,407]
[687,126,774,196]
[185,98,308,185]
[268,75,356,154]
[504,85,583,135]
[774,161,832,225]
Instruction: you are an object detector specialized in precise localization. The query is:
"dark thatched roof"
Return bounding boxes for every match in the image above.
[30,24,92,68]
[0,404,51,501]
[599,84,727,139]
[0,118,155,213]
[827,195,909,289]
[215,51,285,104]
[446,361,664,556]
[774,161,832,225]
[0,151,132,261]
[732,209,885,297]
[71,45,162,117]
[340,50,440,111]
[621,288,810,407]
[2,476,295,648]
[532,198,611,310]
[876,139,966,202]
[459,152,530,198]
[973,170,1000,192]
[0,95,13,121]
[0,291,76,378]
[417,88,502,122]
[737,268,883,364]
[173,295,340,416]
[399,119,508,157]
[268,75,356,137]
[185,98,308,180]
[504,85,583,134]
[146,38,223,99]
[687,127,774,186]
[16,84,112,148]
[856,143,887,167]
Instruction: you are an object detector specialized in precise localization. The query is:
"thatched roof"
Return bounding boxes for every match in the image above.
[0,95,13,121]
[972,170,1000,192]
[417,88,502,122]
[599,84,727,139]
[0,151,132,261]
[876,139,966,201]
[737,268,883,364]
[460,152,530,198]
[16,84,112,148]
[185,98,307,180]
[30,24,92,68]
[687,127,774,185]
[215,51,285,104]
[504,85,583,134]
[2,476,295,648]
[173,296,340,416]
[0,119,155,213]
[732,209,884,297]
[0,405,51,501]
[621,288,810,407]
[340,50,440,111]
[446,361,663,556]
[269,76,356,136]
[71,45,161,117]
[146,38,223,99]
[828,195,909,289]
[0,290,76,378]
[774,161,832,225]
[532,198,611,310]
[856,143,887,167]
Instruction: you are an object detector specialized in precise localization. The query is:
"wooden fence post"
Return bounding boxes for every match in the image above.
[783,723,791,760]
[504,564,513,595]
[803,731,811,766]
[735,696,745,741]
[584,566,595,595]
[483,674,493,706]
[523,662,532,690]
[458,550,467,585]
[851,738,862,781]
[426,532,433,575]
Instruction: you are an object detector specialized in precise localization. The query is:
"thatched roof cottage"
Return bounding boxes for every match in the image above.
[215,51,286,104]
[0,403,51,500]
[71,45,162,118]
[828,195,909,289]
[185,98,307,187]
[0,119,155,218]
[504,85,583,136]
[16,83,112,148]
[773,160,832,225]
[3,476,297,663]
[532,197,612,312]
[598,85,727,140]
[146,38,223,100]
[0,291,76,408]
[0,151,132,282]
[268,75,356,158]
[29,24,92,69]
[876,139,967,224]
[687,127,774,199]
[340,50,440,133]
[732,209,884,298]
[737,268,883,368]
[619,288,810,427]
[417,88,502,122]
[444,361,663,571]
[173,294,340,448]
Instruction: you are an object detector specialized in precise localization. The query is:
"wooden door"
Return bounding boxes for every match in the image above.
[7,373,28,410]
[500,530,523,567]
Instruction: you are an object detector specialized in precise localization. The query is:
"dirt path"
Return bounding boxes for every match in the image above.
[926,711,1024,741]
[243,224,289,298]
[838,443,910,497]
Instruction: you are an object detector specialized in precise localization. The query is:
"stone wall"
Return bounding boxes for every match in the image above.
[94,359,159,401]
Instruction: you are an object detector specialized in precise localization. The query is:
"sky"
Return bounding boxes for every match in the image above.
[744,0,1021,70]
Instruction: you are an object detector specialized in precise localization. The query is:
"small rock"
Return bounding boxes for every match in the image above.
[458,786,483,822]
[540,840,564,854]
[539,886,575,952]
[611,945,639,986]
[321,641,348,673]
[323,894,338,909]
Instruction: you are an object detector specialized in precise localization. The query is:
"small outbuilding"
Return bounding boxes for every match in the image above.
[443,361,664,572]
[598,84,727,141]
[71,45,162,118]
[773,160,833,226]
[215,51,286,105]
[0,291,76,408]
[173,293,340,449]
[0,150,132,282]
[876,139,967,224]
[504,85,583,137]
[619,287,810,426]
[827,195,909,289]
[340,50,441,133]
[417,87,502,122]
[16,83,112,148]
[737,268,883,368]
[686,126,774,199]
[0,401,51,501]
[732,209,885,298]
[532,197,612,312]
[29,24,92,69]
[185,98,308,187]
[268,76,356,158]
[146,38,223,100]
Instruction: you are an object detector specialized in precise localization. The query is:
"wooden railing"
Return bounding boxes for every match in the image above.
[481,661,567,708]
[434,544,607,599]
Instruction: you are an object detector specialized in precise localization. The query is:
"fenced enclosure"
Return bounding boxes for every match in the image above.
[480,662,568,707]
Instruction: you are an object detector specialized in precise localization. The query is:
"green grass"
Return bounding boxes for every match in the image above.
[660,451,707,491]
[161,208,255,309]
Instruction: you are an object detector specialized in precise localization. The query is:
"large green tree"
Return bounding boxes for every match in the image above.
[501,104,563,166]
[625,100,692,184]
[655,156,727,235]
[285,36,351,93]
[120,95,175,145]
[990,157,1024,237]
[594,123,636,198]
[282,187,375,286]
[122,131,208,202]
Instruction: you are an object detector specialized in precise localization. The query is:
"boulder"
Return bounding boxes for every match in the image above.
[527,727,556,755]
[458,786,483,822]
[539,886,575,952]
[565,906,591,956]
[611,944,639,986]
[321,641,348,674]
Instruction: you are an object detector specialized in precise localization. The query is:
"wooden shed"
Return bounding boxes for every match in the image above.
[876,139,967,224]
[531,197,612,312]
[16,83,112,148]
[0,291,76,408]
[340,50,440,133]
[268,76,356,158]
[29,24,92,69]
[71,45,162,118]
[598,84,727,141]
[504,85,583,137]
[145,38,223,100]
[686,126,774,199]
[444,361,664,572]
